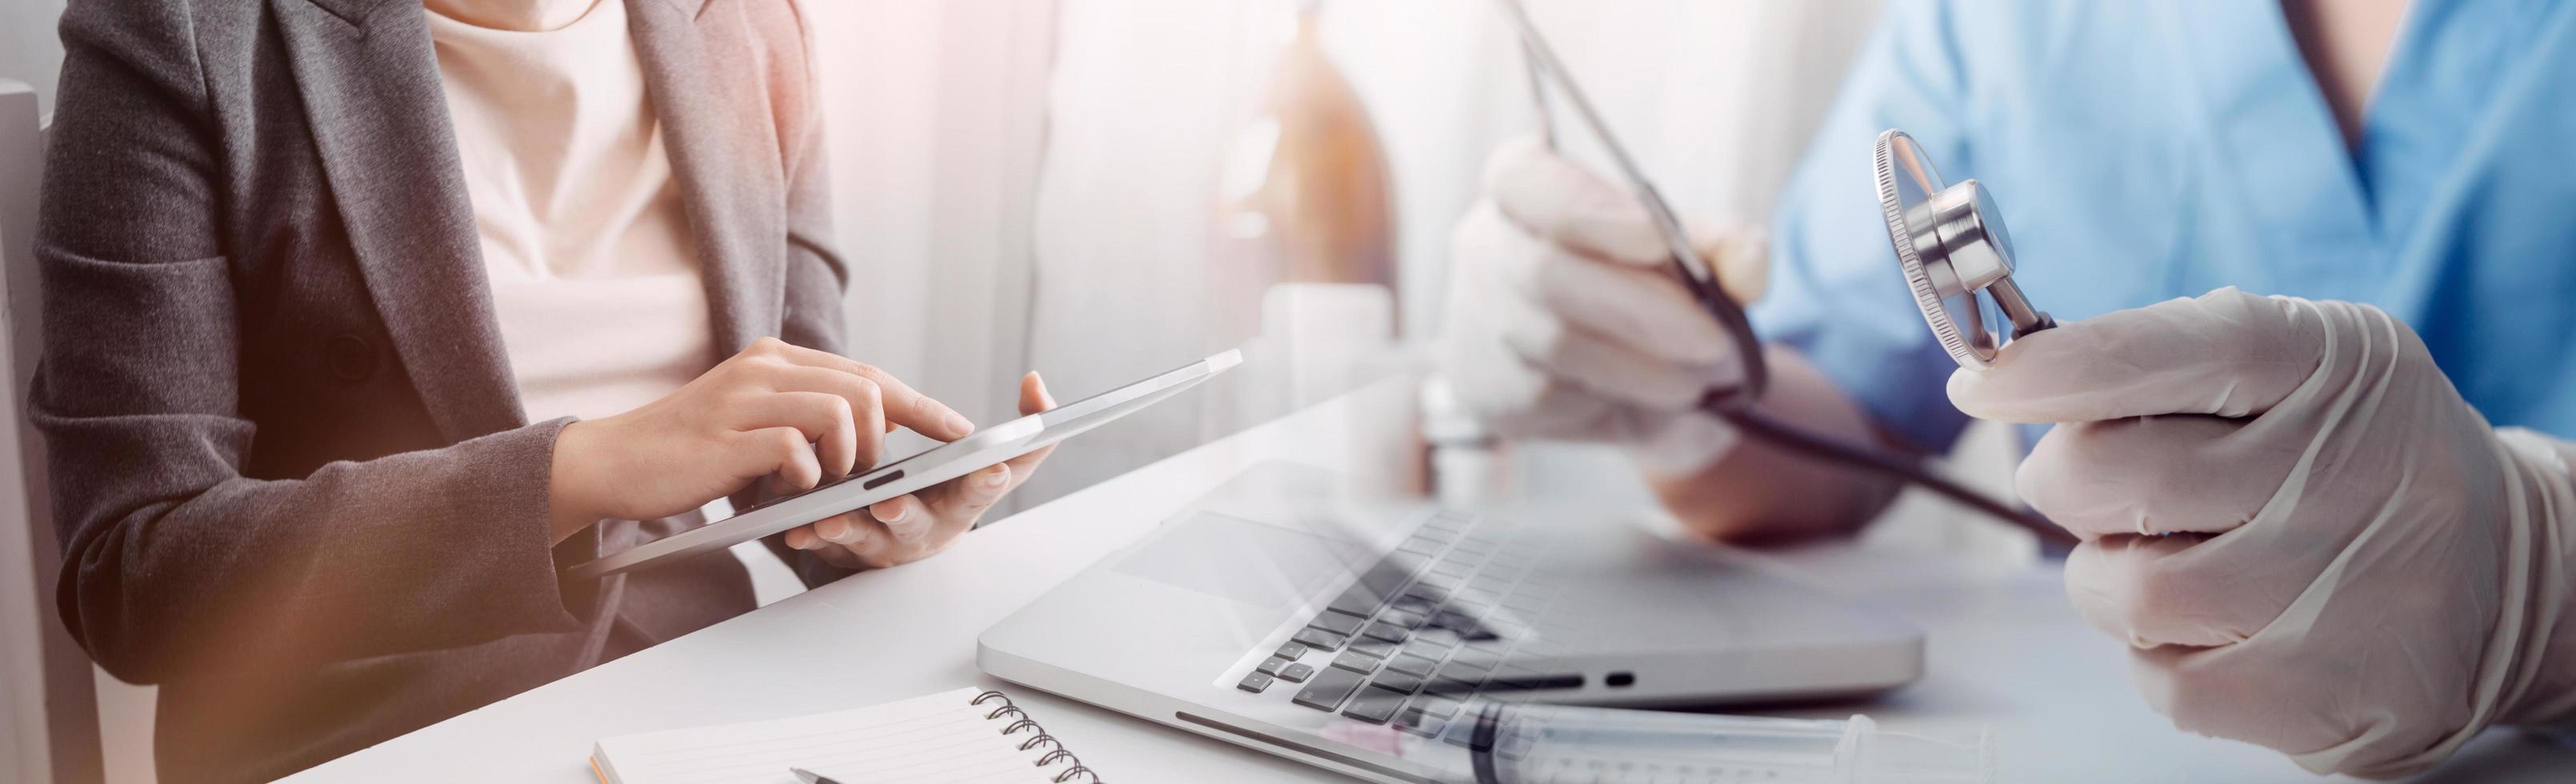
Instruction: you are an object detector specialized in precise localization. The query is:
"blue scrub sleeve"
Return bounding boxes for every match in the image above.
[1752,0,1982,454]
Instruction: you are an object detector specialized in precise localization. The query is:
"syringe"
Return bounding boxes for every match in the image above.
[1450,702,1994,784]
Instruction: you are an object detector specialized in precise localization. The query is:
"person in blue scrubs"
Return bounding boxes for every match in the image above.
[1439,0,2576,776]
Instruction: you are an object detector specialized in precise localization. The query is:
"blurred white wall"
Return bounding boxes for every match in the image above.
[802,0,1056,450]
[0,0,66,117]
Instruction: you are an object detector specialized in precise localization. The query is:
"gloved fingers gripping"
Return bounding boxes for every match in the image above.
[1494,282,1732,411]
[1484,135,1671,266]
[1950,287,2326,424]
[2066,534,2278,649]
[1443,310,1716,447]
[1690,218,1771,304]
[1464,202,1731,366]
[2017,414,2286,540]
[1438,302,1622,440]
[1482,137,1766,308]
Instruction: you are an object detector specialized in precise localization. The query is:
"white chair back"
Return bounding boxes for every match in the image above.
[0,77,158,784]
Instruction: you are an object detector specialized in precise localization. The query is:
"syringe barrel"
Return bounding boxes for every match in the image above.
[1457,702,1991,784]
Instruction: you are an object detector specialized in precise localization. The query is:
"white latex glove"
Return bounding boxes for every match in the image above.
[1949,287,2576,777]
[1438,135,1769,474]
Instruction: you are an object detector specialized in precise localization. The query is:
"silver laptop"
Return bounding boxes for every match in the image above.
[979,461,1921,782]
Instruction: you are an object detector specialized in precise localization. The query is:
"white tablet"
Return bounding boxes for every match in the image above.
[566,349,1242,580]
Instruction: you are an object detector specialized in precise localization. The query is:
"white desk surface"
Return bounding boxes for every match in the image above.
[287,378,2576,784]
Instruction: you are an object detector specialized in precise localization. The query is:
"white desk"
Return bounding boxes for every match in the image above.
[287,378,2576,784]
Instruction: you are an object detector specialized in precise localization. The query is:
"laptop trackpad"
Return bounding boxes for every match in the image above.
[1114,512,1364,610]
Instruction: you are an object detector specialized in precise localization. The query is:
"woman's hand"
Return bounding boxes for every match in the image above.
[546,338,975,544]
[780,372,1058,569]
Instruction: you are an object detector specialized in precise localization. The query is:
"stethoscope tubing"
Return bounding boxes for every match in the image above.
[1499,0,2070,548]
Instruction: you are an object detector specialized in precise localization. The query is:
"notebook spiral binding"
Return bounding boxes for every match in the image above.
[974,690,1101,783]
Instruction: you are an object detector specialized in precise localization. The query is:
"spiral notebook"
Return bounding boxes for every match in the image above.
[587,687,1100,784]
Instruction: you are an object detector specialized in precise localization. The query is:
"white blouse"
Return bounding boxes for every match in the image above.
[426,0,715,423]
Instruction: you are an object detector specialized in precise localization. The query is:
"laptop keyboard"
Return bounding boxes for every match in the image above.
[1232,509,1574,742]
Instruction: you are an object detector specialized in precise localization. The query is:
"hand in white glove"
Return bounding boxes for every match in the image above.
[1949,287,2576,777]
[1438,135,1768,474]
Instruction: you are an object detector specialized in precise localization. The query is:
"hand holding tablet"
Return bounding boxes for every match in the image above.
[566,349,1242,579]
[777,371,1059,570]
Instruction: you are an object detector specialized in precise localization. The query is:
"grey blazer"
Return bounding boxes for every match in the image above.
[33,0,850,780]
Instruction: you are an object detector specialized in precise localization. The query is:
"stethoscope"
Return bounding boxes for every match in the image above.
[1874,130,2057,368]
[1494,0,2067,542]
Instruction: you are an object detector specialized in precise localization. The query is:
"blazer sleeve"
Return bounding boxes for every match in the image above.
[756,0,866,588]
[34,0,587,685]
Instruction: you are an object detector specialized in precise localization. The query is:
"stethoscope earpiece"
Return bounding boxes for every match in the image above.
[1874,130,2054,370]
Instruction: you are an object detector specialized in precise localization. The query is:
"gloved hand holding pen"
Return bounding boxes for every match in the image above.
[1438,135,1770,475]
[1950,287,2576,777]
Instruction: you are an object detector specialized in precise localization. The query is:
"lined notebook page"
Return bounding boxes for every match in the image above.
[590,688,1060,784]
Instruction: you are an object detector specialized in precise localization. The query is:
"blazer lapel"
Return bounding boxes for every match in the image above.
[630,0,786,354]
[273,0,530,442]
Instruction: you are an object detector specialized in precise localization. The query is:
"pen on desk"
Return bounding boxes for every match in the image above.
[789,766,839,784]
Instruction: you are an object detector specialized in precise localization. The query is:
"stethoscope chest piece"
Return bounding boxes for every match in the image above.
[1874,130,2054,370]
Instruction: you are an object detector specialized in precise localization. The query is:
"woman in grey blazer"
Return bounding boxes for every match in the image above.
[32,0,1050,780]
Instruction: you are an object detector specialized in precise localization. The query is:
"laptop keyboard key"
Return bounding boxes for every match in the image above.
[1347,638,1398,660]
[1394,706,1447,737]
[1370,670,1424,694]
[1386,653,1440,677]
[1414,627,1462,650]
[1290,628,1346,651]
[1442,716,1480,747]
[1422,680,1471,697]
[1277,662,1316,683]
[1330,650,1381,674]
[1306,613,1365,637]
[1237,673,1274,693]
[1428,610,1479,630]
[1326,594,1381,620]
[1340,688,1406,724]
[1256,656,1291,676]
[1398,639,1451,662]
[1398,715,1448,738]
[1437,663,1493,688]
[1412,695,1462,719]
[1360,622,1409,643]
[1274,642,1311,660]
[1291,667,1366,711]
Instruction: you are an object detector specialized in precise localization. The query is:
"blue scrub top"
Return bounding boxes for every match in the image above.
[1755,0,2576,453]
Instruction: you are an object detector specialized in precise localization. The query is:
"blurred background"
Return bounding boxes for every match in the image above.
[804,0,1878,510]
[0,1,1886,782]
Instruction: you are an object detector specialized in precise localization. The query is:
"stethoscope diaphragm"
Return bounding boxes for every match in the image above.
[1874,130,2054,370]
